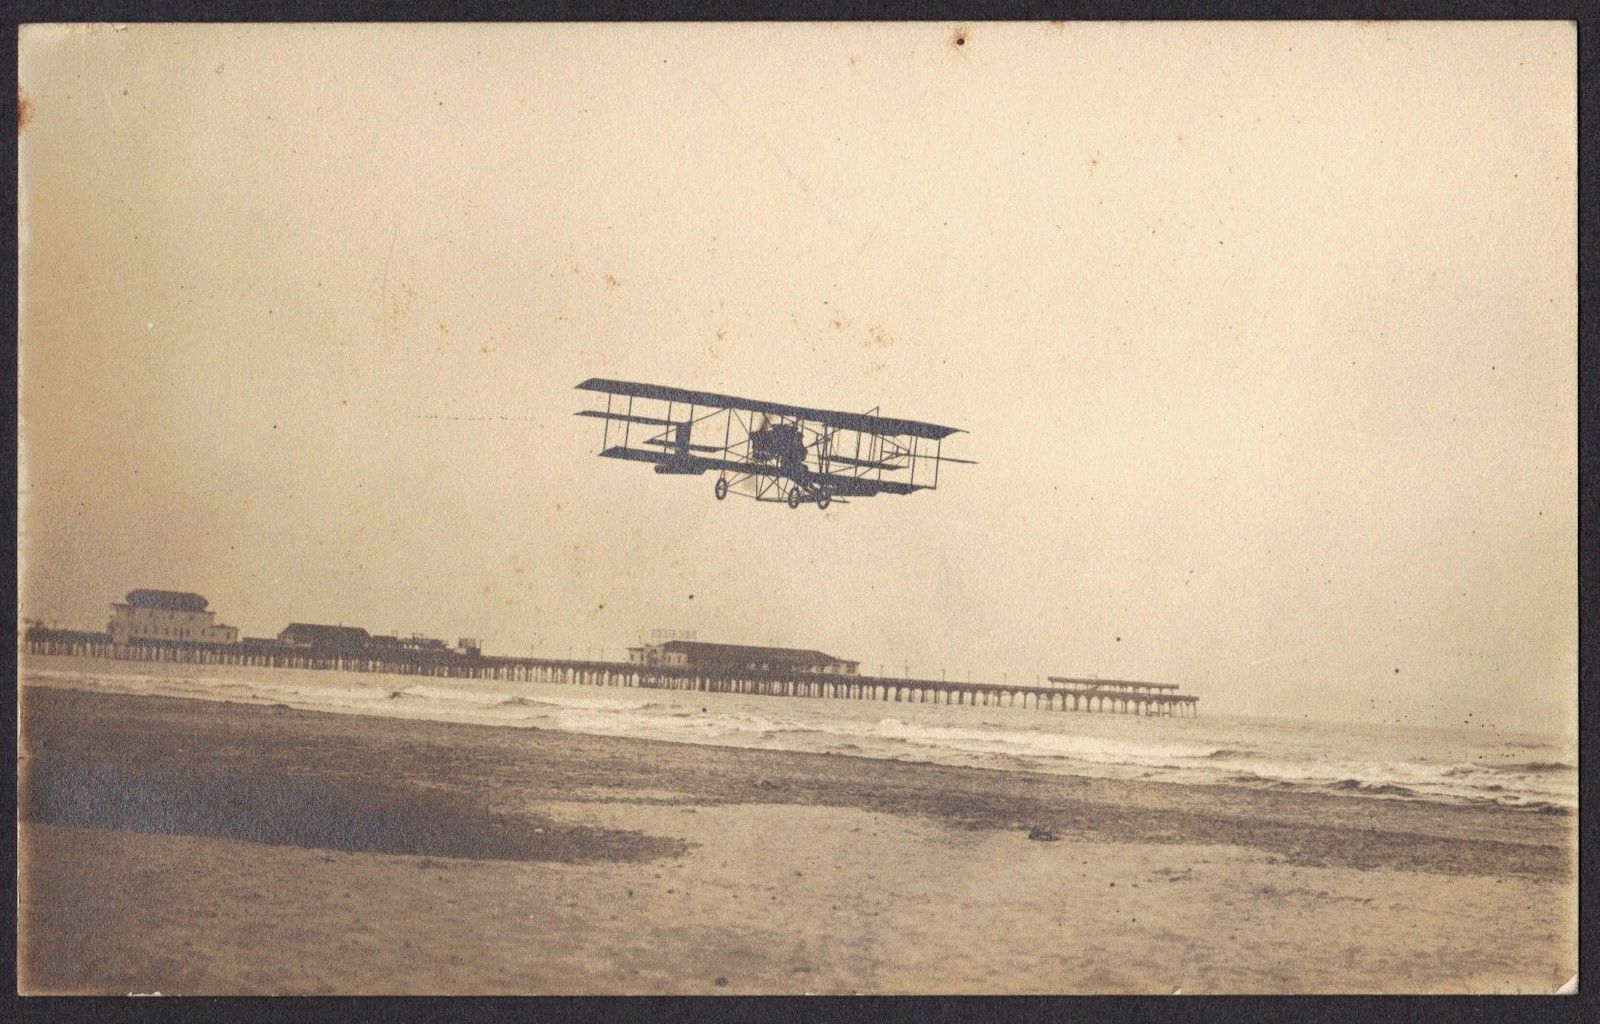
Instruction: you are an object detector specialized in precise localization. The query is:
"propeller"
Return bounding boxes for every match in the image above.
[732,474,762,497]
[722,411,770,497]
[749,410,772,449]
[806,423,833,470]
[721,412,818,502]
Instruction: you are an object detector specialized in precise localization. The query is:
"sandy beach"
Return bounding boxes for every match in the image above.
[17,684,1576,994]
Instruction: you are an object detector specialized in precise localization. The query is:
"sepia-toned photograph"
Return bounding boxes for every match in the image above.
[16,21,1577,995]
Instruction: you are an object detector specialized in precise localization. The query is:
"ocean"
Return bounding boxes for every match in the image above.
[21,655,1576,814]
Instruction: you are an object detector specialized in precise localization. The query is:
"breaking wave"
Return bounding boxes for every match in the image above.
[21,656,1576,814]
[1329,779,1418,797]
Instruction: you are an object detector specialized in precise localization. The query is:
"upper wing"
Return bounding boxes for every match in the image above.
[576,378,963,441]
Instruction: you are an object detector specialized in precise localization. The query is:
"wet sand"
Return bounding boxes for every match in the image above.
[17,685,1577,994]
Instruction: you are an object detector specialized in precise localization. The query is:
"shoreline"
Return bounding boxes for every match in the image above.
[19,684,1577,993]
[19,654,1577,816]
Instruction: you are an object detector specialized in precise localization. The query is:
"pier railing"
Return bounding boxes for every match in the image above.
[21,628,1198,717]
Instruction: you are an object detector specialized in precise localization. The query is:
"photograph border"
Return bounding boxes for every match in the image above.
[4,1,1590,1020]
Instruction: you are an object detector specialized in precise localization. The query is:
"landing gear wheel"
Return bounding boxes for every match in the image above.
[817,493,831,510]
[787,486,803,510]
[714,477,729,501]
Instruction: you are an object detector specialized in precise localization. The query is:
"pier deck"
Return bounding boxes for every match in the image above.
[23,629,1198,717]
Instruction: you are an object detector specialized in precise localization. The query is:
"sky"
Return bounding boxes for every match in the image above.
[18,22,1576,731]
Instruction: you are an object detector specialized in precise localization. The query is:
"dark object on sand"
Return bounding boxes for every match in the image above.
[1027,827,1060,842]
[21,738,685,866]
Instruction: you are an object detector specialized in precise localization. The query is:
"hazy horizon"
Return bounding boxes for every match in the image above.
[18,22,1576,731]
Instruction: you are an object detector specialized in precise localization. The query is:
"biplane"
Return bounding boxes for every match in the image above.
[575,378,972,509]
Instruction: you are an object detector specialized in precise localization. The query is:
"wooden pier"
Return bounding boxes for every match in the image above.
[21,628,1199,717]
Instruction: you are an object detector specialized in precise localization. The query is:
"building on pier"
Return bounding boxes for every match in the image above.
[627,640,859,675]
[1046,677,1182,694]
[277,623,372,656]
[276,623,477,660]
[365,633,453,656]
[1043,676,1198,716]
[108,590,239,646]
